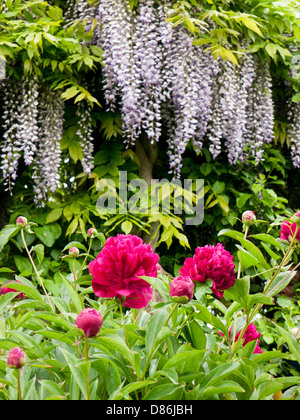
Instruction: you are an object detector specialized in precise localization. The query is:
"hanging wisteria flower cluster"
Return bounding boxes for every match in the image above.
[288,101,300,168]
[97,0,277,175]
[0,77,65,206]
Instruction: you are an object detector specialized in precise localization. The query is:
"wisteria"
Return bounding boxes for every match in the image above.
[1,0,298,203]
[97,0,277,175]
[288,101,300,168]
[32,89,65,206]
[76,101,94,175]
[1,79,22,192]
[0,77,65,205]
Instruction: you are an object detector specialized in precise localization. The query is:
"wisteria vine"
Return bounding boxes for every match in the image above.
[97,0,280,175]
[0,0,299,204]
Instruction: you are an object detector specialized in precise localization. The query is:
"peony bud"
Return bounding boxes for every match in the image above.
[7,347,26,369]
[75,308,103,338]
[242,211,256,227]
[170,276,194,304]
[16,216,28,226]
[69,247,79,257]
[87,228,97,237]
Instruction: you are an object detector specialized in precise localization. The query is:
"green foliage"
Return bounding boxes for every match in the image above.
[0,213,300,400]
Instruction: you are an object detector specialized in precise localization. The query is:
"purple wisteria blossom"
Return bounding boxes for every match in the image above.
[32,89,65,206]
[288,101,300,168]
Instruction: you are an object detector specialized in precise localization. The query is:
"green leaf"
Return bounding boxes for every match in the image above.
[13,255,32,274]
[0,225,20,251]
[249,234,283,251]
[264,271,296,297]
[145,309,168,354]
[197,361,240,398]
[39,380,67,399]
[34,223,62,247]
[142,382,185,400]
[121,221,133,235]
[59,273,84,313]
[59,347,89,400]
[188,320,207,350]
[201,380,245,398]
[30,244,44,265]
[46,208,63,224]
[163,350,206,370]
[272,323,300,365]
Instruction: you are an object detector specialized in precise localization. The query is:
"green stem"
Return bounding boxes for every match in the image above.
[265,224,299,294]
[78,238,93,278]
[84,337,90,401]
[237,225,249,279]
[21,229,54,312]
[17,369,22,401]
[163,303,178,328]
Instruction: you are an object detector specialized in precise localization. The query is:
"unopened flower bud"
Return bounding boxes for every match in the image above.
[75,308,103,338]
[170,276,194,304]
[7,347,26,369]
[69,247,79,257]
[16,216,28,226]
[242,211,256,227]
[87,228,97,237]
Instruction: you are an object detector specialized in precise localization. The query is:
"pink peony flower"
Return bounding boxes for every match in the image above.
[280,221,300,243]
[0,280,25,300]
[89,234,159,309]
[233,323,263,354]
[170,276,194,303]
[75,308,103,338]
[179,243,236,299]
[7,347,26,369]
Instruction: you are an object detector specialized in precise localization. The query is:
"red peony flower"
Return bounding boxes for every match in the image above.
[75,308,103,338]
[89,234,159,309]
[280,221,300,243]
[179,243,236,299]
[0,280,25,300]
[232,323,263,354]
[169,276,194,303]
[7,347,26,369]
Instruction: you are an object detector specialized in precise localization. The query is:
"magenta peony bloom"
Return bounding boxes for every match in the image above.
[233,323,263,354]
[280,221,300,243]
[89,234,159,309]
[170,276,194,303]
[75,308,103,338]
[7,347,26,369]
[0,280,25,300]
[179,243,236,299]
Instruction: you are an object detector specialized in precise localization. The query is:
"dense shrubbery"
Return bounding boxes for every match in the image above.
[0,212,300,400]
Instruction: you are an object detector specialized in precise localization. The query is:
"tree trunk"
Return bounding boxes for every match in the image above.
[134,135,160,250]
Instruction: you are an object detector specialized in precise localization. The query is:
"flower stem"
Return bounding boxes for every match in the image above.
[16,369,22,401]
[84,337,90,401]
[163,303,178,328]
[237,225,249,279]
[20,229,54,312]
